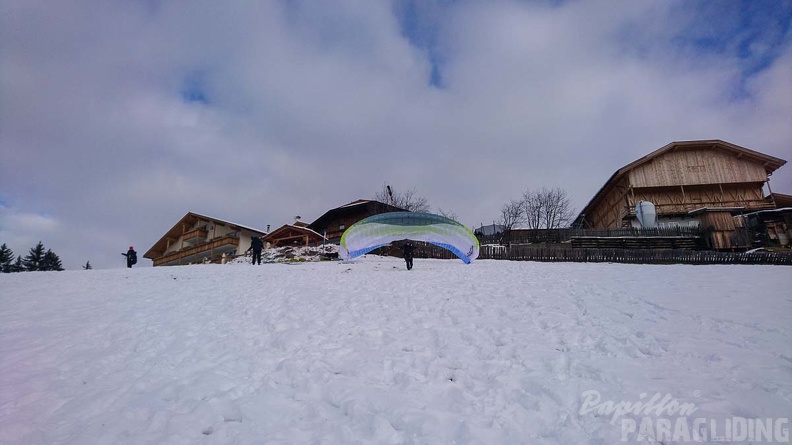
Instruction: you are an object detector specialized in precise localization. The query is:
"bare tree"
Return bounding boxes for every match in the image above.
[542,187,575,229]
[522,189,544,230]
[436,207,459,222]
[498,198,524,231]
[521,187,575,229]
[375,184,431,213]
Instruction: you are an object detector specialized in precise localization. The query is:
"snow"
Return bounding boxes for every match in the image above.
[1,258,790,444]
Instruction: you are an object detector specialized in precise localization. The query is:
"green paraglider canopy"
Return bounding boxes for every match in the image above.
[339,212,479,263]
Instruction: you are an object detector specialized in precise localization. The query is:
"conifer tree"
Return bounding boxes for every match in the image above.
[22,242,46,271]
[0,243,14,273]
[42,249,64,271]
[10,255,25,273]
[83,261,92,270]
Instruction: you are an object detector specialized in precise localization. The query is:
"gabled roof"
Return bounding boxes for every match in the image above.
[339,199,372,208]
[308,199,406,230]
[618,140,785,177]
[263,224,325,242]
[574,140,788,226]
[474,224,505,236]
[144,212,267,259]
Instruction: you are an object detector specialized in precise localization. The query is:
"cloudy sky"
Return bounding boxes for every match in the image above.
[2,0,791,269]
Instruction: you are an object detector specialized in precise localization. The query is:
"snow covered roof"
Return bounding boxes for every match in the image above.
[339,199,374,208]
[187,212,267,235]
[264,224,326,241]
[742,207,792,217]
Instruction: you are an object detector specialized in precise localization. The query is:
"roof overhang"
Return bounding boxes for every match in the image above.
[742,207,792,217]
[687,207,745,215]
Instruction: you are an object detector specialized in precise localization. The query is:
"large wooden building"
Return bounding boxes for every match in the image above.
[144,212,267,266]
[308,199,405,241]
[573,140,787,248]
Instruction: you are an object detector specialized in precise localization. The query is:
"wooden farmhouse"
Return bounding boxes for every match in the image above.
[144,212,267,266]
[263,223,325,248]
[308,199,406,242]
[573,140,788,249]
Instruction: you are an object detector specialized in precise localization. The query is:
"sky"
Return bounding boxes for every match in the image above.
[2,0,791,269]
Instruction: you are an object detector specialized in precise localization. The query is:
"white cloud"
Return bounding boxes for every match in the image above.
[0,204,60,258]
[1,0,790,269]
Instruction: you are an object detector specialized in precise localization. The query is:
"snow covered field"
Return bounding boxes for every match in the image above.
[1,257,790,444]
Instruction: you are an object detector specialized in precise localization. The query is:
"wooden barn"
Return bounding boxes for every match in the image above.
[308,199,405,242]
[144,212,267,266]
[573,140,787,249]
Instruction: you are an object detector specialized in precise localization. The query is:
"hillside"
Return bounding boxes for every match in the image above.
[1,258,790,444]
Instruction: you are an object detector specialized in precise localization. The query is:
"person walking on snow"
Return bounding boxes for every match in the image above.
[402,241,414,270]
[248,236,264,265]
[122,246,137,268]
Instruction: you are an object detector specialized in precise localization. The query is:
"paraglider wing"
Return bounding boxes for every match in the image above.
[339,212,480,263]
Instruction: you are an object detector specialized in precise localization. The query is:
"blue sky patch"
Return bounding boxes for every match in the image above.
[395,0,450,88]
[676,1,792,79]
[180,71,209,104]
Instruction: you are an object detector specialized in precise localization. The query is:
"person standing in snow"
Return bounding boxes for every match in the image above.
[402,241,414,270]
[248,236,264,265]
[122,246,137,268]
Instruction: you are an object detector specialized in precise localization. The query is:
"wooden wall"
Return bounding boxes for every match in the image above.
[633,184,767,215]
[582,177,631,228]
[628,148,767,187]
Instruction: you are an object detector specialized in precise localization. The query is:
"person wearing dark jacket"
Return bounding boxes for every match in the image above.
[122,246,137,268]
[248,236,264,265]
[402,241,414,270]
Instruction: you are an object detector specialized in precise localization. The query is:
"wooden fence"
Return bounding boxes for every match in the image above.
[475,227,704,245]
[478,245,792,265]
[369,237,792,265]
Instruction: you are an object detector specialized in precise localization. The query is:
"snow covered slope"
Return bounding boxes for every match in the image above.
[1,258,790,444]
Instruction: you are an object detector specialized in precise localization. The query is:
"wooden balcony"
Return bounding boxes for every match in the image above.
[183,228,209,244]
[152,235,239,266]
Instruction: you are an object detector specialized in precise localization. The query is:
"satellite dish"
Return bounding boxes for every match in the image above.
[635,201,657,228]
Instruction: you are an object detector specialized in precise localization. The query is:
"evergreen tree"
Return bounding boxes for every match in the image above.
[0,243,14,273]
[22,241,46,271]
[83,261,92,270]
[42,249,64,271]
[10,255,25,273]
